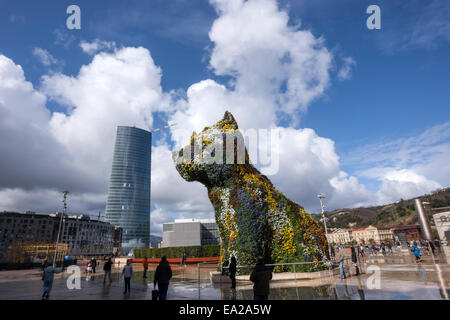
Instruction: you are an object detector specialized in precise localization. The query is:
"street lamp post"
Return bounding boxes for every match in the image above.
[53,191,69,268]
[318,194,333,259]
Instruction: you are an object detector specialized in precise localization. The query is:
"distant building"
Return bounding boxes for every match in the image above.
[0,211,122,262]
[325,225,422,245]
[347,227,368,244]
[391,225,421,244]
[105,126,152,254]
[161,219,220,248]
[374,226,395,243]
[326,228,352,245]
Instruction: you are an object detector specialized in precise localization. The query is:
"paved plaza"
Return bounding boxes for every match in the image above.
[0,252,449,300]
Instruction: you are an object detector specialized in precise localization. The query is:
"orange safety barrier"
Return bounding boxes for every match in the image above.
[131,256,219,264]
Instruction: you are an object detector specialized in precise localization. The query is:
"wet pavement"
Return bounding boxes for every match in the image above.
[0,252,448,300]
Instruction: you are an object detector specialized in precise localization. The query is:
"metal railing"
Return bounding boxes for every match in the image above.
[190,250,450,300]
[196,259,338,299]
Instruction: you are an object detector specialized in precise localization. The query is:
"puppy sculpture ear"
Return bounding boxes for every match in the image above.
[222,111,238,129]
[223,110,235,122]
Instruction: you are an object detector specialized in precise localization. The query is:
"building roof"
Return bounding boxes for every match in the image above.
[173,218,216,224]
[390,224,421,231]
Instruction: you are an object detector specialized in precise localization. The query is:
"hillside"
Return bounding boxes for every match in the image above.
[150,235,162,248]
[311,187,450,229]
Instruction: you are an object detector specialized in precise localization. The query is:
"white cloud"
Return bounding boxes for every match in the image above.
[0,188,106,215]
[32,47,60,67]
[344,122,450,205]
[167,0,371,214]
[376,169,441,204]
[348,122,450,188]
[0,55,82,192]
[0,46,214,235]
[1,0,448,238]
[170,0,334,145]
[208,0,332,117]
[375,0,450,53]
[0,47,169,219]
[337,56,356,81]
[247,126,373,211]
[80,39,117,55]
[40,47,167,192]
[53,28,76,48]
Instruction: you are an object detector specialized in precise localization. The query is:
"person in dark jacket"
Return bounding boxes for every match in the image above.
[229,256,237,289]
[143,257,149,278]
[249,257,272,300]
[181,252,187,266]
[103,257,113,284]
[41,262,62,300]
[154,256,172,300]
[91,258,97,273]
[41,259,48,271]
[350,245,359,276]
[427,240,436,255]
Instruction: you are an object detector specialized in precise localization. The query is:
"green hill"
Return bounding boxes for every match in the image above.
[311,187,450,229]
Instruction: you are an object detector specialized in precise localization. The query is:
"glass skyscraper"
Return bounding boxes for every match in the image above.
[105,126,151,254]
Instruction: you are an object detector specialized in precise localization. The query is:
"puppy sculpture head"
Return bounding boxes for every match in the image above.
[172,111,249,188]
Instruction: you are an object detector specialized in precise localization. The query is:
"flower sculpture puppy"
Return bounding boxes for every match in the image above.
[172,111,329,272]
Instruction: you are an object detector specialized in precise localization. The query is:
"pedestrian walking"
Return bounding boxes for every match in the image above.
[154,256,172,300]
[92,258,97,273]
[121,259,133,294]
[411,242,422,263]
[103,257,113,284]
[229,256,237,289]
[360,245,365,257]
[85,262,93,275]
[250,257,272,300]
[41,259,48,271]
[434,239,441,249]
[350,245,359,276]
[335,248,346,279]
[181,252,187,266]
[41,262,62,300]
[427,240,436,256]
[396,241,402,252]
[143,257,149,279]
[387,243,393,254]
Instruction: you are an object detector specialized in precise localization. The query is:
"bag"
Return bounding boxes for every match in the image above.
[152,284,159,301]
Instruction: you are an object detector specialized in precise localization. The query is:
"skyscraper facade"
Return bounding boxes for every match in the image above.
[105,126,151,254]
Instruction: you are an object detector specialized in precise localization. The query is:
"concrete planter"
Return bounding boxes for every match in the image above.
[211,268,338,283]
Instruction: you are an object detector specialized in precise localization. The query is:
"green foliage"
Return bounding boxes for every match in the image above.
[134,245,220,259]
[326,214,363,228]
[316,188,450,229]
[431,197,450,208]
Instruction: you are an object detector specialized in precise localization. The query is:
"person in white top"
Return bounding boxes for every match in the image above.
[121,259,134,294]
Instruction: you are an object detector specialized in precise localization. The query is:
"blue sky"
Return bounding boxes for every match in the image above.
[1,0,449,235]
[3,1,449,146]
